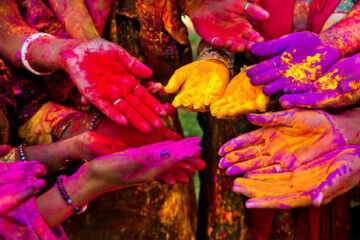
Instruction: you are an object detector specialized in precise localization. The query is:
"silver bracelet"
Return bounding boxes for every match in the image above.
[198,47,234,69]
[89,114,103,132]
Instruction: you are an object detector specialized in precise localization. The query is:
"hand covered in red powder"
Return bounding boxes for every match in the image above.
[279,53,360,109]
[247,32,342,95]
[190,0,269,52]
[218,109,346,174]
[0,161,46,216]
[63,38,166,133]
[230,145,360,209]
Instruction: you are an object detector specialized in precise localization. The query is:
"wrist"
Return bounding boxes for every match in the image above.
[329,108,360,145]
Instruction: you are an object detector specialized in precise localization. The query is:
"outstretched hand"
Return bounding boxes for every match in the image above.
[280,53,360,109]
[63,38,166,133]
[190,0,269,51]
[219,109,346,174]
[247,32,342,95]
[231,145,360,209]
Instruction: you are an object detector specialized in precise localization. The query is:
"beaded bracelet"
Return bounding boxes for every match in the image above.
[89,113,103,132]
[56,175,88,214]
[18,143,28,162]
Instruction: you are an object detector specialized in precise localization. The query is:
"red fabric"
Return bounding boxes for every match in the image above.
[307,0,341,33]
[257,0,295,40]
[249,209,275,240]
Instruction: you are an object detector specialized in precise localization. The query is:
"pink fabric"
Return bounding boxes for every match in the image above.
[0,197,67,240]
[307,0,341,33]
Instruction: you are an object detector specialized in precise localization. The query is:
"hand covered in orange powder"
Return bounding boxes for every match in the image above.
[218,109,346,174]
[210,67,269,119]
[231,145,360,209]
[165,60,230,112]
[190,0,269,51]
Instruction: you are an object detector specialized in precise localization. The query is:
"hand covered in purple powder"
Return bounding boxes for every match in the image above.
[280,53,360,109]
[218,109,346,174]
[0,160,46,216]
[230,145,360,209]
[247,32,342,95]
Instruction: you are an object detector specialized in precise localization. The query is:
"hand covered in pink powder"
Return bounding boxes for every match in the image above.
[190,0,269,52]
[83,137,202,190]
[280,53,360,109]
[247,32,342,95]
[230,145,360,209]
[0,160,46,216]
[218,109,346,174]
[63,38,166,133]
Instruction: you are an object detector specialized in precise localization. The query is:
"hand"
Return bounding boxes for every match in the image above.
[0,161,46,216]
[165,60,230,112]
[191,0,269,51]
[231,145,360,209]
[63,38,166,133]
[210,67,269,119]
[279,54,360,109]
[218,109,346,174]
[84,137,202,191]
[247,32,342,95]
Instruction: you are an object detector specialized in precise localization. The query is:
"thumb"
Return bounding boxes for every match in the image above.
[247,110,294,127]
[165,68,188,93]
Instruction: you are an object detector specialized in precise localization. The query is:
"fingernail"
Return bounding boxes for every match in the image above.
[153,119,163,128]
[232,186,242,192]
[245,201,256,208]
[313,192,323,206]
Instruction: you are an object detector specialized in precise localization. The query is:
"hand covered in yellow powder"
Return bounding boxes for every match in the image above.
[218,109,347,174]
[231,145,360,209]
[165,60,229,112]
[210,67,269,119]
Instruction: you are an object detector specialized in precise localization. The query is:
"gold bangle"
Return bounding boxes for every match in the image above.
[0,148,16,163]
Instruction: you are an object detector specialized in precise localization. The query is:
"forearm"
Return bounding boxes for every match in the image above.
[48,0,100,40]
[330,107,360,145]
[36,166,99,229]
[320,3,360,56]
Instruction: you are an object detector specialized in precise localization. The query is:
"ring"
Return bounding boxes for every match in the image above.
[255,146,261,154]
[210,37,220,47]
[271,59,277,67]
[244,2,252,12]
[274,165,282,173]
[113,98,123,106]
[160,149,170,157]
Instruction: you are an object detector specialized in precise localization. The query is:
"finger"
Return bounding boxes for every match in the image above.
[226,39,246,52]
[246,192,312,209]
[92,98,128,126]
[226,156,272,175]
[243,28,263,43]
[244,164,288,177]
[170,168,189,183]
[0,145,11,157]
[338,79,360,93]
[132,85,166,116]
[247,110,296,127]
[219,145,263,169]
[0,161,44,174]
[262,78,289,95]
[218,129,264,155]
[240,2,270,20]
[247,56,282,77]
[250,36,290,56]
[162,103,177,116]
[0,167,46,186]
[125,94,163,128]
[173,161,197,176]
[210,37,228,49]
[115,99,152,133]
[165,68,188,93]
[119,51,153,78]
[250,66,286,86]
[232,177,293,197]
[156,172,176,184]
[0,178,46,216]
[163,128,182,141]
[184,156,205,170]
[283,82,316,94]
[245,172,292,182]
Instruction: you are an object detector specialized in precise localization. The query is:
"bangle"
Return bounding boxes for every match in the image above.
[0,149,16,163]
[56,175,88,214]
[89,113,103,132]
[51,112,83,142]
[18,143,28,162]
[21,33,56,76]
[198,46,234,69]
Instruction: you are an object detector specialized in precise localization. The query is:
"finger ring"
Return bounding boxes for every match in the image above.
[113,98,123,106]
[210,37,220,47]
[274,165,282,173]
[244,2,252,12]
[271,59,277,67]
[160,149,170,157]
[255,146,261,154]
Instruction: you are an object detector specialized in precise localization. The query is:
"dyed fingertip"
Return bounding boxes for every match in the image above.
[226,166,240,175]
[232,185,243,193]
[245,200,257,208]
[313,192,324,206]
